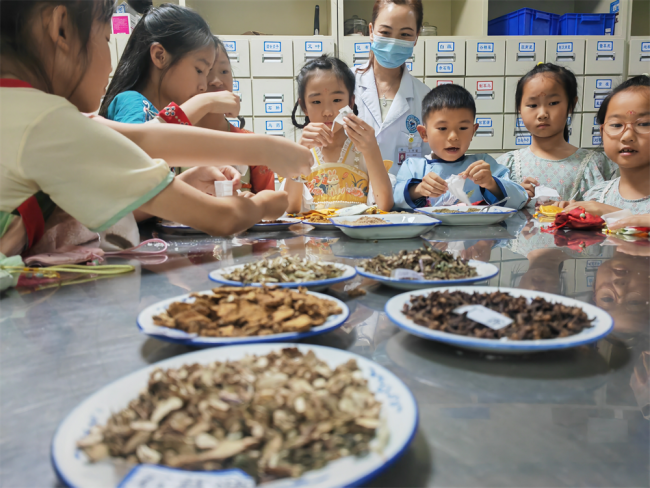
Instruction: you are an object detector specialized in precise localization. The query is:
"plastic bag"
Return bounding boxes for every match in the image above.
[533,185,560,204]
[332,106,354,133]
[445,174,472,205]
[602,208,633,226]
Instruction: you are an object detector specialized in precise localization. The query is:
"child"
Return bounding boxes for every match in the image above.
[393,84,527,210]
[0,0,310,256]
[558,75,650,216]
[195,37,274,195]
[285,55,394,213]
[498,63,617,203]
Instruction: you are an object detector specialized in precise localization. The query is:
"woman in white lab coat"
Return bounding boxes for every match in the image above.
[354,0,430,176]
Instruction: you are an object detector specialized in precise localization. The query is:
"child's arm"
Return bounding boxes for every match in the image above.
[609,214,650,229]
[557,201,621,217]
[462,159,528,210]
[179,91,241,125]
[139,178,289,236]
[284,178,304,214]
[343,115,393,211]
[91,117,312,178]
[393,161,448,209]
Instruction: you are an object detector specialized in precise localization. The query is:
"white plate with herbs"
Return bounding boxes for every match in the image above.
[416,206,517,226]
[248,217,301,232]
[209,262,357,289]
[356,260,499,290]
[329,214,440,240]
[136,289,350,346]
[51,343,418,488]
[385,286,613,354]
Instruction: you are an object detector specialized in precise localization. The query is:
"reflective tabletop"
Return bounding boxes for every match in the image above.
[1,211,649,487]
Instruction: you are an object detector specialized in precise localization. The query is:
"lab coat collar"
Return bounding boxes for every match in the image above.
[358,64,383,129]
[380,67,415,135]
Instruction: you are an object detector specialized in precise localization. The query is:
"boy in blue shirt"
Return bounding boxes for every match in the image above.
[393,84,527,210]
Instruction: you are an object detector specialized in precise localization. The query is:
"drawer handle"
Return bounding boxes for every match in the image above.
[476,53,496,62]
[516,53,536,62]
[263,53,283,63]
[593,90,611,99]
[514,128,530,136]
[265,131,285,137]
[228,53,240,63]
[263,93,284,102]
[556,53,576,62]
[304,53,323,61]
[640,54,650,62]
[475,128,494,137]
[592,127,601,135]
[596,53,615,62]
[475,91,495,100]
[436,53,456,62]
[353,52,370,63]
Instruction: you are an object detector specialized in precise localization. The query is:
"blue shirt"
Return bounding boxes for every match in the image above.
[106,91,158,124]
[393,153,528,211]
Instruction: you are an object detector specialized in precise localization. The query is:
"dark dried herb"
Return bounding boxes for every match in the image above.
[359,248,478,280]
[403,290,594,340]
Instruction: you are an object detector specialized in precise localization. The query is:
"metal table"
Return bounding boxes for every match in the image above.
[1,215,648,487]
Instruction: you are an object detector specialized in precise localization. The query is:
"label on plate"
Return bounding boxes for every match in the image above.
[391,268,424,280]
[453,305,513,330]
[119,465,256,488]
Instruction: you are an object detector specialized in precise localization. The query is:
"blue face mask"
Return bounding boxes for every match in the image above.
[371,34,415,69]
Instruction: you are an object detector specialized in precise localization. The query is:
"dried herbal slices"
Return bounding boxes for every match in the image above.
[76,348,383,482]
[338,217,391,226]
[223,256,344,284]
[359,248,478,280]
[431,208,482,214]
[403,290,594,340]
[153,287,342,337]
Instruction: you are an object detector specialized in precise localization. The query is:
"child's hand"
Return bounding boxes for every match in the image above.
[609,214,650,230]
[299,123,333,149]
[251,190,289,220]
[461,160,498,194]
[210,91,241,117]
[263,138,313,179]
[561,201,621,217]
[343,114,378,155]
[177,166,242,194]
[412,172,448,199]
[522,176,540,200]
[553,200,574,209]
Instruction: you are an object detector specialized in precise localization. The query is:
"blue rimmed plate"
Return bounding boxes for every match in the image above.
[356,260,499,290]
[416,205,517,226]
[209,262,357,290]
[51,343,418,488]
[329,214,440,240]
[136,289,349,346]
[385,286,613,354]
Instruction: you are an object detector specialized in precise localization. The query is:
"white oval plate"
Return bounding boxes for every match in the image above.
[329,214,440,240]
[356,260,499,290]
[304,221,338,230]
[51,343,418,488]
[209,263,357,290]
[136,289,350,346]
[156,220,204,234]
[248,217,301,231]
[385,286,613,354]
[416,206,517,226]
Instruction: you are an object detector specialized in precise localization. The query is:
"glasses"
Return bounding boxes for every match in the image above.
[602,120,650,137]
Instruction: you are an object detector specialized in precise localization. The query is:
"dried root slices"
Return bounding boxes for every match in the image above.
[76,348,382,483]
[153,286,342,338]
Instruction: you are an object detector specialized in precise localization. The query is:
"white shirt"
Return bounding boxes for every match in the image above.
[354,63,431,176]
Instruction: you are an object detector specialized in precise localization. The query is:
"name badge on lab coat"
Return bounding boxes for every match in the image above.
[397,147,421,166]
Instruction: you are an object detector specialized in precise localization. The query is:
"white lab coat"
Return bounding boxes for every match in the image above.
[354,63,431,176]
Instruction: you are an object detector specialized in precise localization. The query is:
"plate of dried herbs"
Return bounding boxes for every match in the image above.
[385,286,613,354]
[329,214,440,240]
[52,344,418,488]
[416,205,517,226]
[248,217,302,232]
[209,256,356,290]
[136,286,350,346]
[356,248,499,290]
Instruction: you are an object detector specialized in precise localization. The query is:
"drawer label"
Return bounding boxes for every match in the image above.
[516,135,532,145]
[592,135,602,145]
[557,42,573,53]
[477,81,493,91]
[476,117,493,127]
[438,42,455,52]
[642,42,650,52]
[406,62,413,71]
[516,118,525,127]
[610,0,619,13]
[436,63,453,73]
[265,103,282,114]
[436,80,453,86]
[355,42,371,53]
[519,42,535,52]
[587,260,603,268]
[593,116,599,126]
[596,79,613,89]
[230,118,240,128]
[223,41,236,52]
[264,41,281,52]
[266,120,283,131]
[232,80,239,91]
[477,42,494,53]
[305,41,322,52]
[597,41,613,51]
[595,99,603,108]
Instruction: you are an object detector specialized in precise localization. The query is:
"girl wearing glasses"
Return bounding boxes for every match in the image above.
[558,75,650,216]
[498,63,618,204]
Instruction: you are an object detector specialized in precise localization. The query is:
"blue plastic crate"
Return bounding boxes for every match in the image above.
[559,13,616,35]
[488,8,560,36]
